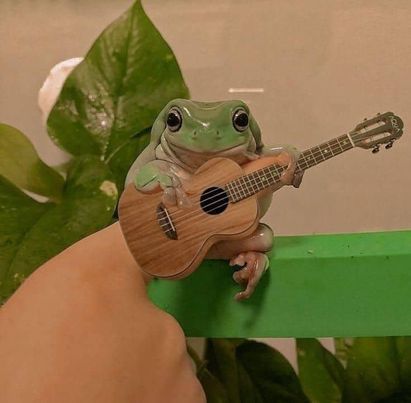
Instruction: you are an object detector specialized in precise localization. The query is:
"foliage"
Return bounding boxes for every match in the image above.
[191,337,411,403]
[297,337,411,403]
[341,337,411,402]
[0,156,117,303]
[192,339,309,403]
[0,124,64,202]
[297,338,344,403]
[47,0,189,193]
[0,0,188,303]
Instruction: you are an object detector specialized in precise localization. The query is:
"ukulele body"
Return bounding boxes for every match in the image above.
[119,157,259,278]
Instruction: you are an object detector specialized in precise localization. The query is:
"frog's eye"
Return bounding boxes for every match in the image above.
[166,107,182,132]
[232,109,249,132]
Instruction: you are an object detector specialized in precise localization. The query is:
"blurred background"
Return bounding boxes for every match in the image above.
[1,0,410,236]
[1,0,410,367]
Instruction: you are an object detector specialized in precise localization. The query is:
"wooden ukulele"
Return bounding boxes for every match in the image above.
[119,112,404,278]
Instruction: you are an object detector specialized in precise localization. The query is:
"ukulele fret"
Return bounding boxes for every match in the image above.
[226,133,356,203]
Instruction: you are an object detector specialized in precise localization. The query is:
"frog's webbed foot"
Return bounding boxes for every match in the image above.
[134,162,191,208]
[161,165,192,208]
[162,183,191,208]
[229,252,269,301]
[261,145,304,188]
[207,223,272,300]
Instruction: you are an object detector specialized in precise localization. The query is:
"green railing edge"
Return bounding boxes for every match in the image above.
[148,230,411,338]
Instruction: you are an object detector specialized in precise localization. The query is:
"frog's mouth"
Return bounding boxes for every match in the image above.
[168,141,249,157]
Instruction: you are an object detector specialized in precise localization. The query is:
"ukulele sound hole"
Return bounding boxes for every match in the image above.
[200,187,229,215]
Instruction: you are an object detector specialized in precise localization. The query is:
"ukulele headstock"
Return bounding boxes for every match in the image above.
[351,112,404,153]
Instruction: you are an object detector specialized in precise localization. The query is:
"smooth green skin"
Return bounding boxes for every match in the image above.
[162,99,260,153]
[0,156,117,304]
[0,124,64,201]
[135,164,173,189]
[133,99,262,189]
[47,0,189,193]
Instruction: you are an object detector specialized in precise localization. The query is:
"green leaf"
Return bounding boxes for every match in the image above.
[187,342,229,403]
[205,339,243,403]
[205,342,262,403]
[0,176,53,298]
[237,361,264,403]
[237,341,309,403]
[334,338,354,368]
[47,0,189,190]
[396,337,411,387]
[198,367,230,403]
[0,155,117,303]
[342,337,411,403]
[204,339,308,403]
[105,129,150,192]
[0,123,64,201]
[378,394,411,403]
[297,338,344,403]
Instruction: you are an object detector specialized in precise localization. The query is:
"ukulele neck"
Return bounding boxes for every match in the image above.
[226,133,355,203]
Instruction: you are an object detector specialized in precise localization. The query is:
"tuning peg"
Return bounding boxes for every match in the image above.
[385,141,394,149]
[372,145,380,154]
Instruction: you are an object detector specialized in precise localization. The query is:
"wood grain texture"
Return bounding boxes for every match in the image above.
[119,158,259,278]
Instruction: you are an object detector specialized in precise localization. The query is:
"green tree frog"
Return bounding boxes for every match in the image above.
[126,99,303,300]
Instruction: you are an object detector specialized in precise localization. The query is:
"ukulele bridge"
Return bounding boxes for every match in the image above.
[157,203,178,240]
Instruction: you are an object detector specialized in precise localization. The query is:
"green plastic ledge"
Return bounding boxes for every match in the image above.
[148,230,411,338]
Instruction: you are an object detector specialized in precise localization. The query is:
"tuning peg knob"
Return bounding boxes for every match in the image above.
[385,141,394,149]
[372,145,380,154]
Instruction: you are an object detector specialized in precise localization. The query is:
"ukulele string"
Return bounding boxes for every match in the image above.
[158,160,289,227]
[157,138,354,229]
[158,133,365,229]
[163,133,358,223]
[155,136,359,230]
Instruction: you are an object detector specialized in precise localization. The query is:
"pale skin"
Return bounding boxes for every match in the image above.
[0,223,206,403]
[127,99,303,300]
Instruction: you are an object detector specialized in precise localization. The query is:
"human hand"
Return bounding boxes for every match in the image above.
[0,223,205,403]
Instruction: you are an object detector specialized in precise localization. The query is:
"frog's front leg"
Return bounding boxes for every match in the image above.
[207,223,273,301]
[258,145,304,189]
[134,160,191,207]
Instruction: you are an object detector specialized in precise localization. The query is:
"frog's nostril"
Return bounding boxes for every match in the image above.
[216,130,221,139]
[192,130,197,138]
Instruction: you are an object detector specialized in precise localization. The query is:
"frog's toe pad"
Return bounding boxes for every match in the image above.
[230,252,269,301]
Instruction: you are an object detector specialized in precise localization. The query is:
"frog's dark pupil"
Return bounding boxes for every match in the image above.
[233,112,249,131]
[235,113,248,126]
[167,111,181,131]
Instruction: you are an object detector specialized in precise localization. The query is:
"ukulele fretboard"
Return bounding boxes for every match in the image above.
[226,133,355,203]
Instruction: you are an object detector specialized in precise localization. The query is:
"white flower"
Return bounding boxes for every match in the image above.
[38,57,83,125]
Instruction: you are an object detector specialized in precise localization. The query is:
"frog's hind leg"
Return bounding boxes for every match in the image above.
[207,223,273,301]
[230,251,270,301]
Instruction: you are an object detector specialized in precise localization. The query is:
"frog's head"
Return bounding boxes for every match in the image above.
[151,99,261,156]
